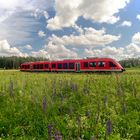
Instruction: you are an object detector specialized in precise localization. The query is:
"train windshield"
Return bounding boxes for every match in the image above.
[109,61,116,67]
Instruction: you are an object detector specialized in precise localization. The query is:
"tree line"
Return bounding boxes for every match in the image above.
[0,56,139,69]
[119,58,140,68]
[0,56,48,69]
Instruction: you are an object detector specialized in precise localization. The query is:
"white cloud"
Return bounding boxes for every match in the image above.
[84,46,124,59]
[44,42,78,60]
[24,44,32,50]
[0,0,52,45]
[126,43,140,57]
[31,9,49,19]
[31,49,50,59]
[84,44,140,60]
[0,40,27,57]
[121,20,132,27]
[132,32,140,44]
[38,30,46,38]
[136,14,140,20]
[48,27,120,47]
[47,0,130,30]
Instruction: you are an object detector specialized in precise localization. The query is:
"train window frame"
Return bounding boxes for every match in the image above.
[58,63,62,69]
[109,61,116,67]
[45,64,49,68]
[52,63,56,69]
[98,61,105,67]
[63,63,68,69]
[89,62,96,67]
[84,62,88,68]
[69,63,74,69]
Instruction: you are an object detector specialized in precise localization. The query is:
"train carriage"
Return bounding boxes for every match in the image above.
[20,58,125,72]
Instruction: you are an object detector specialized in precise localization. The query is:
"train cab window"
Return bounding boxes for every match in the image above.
[84,62,88,68]
[45,64,49,68]
[52,63,56,69]
[58,63,62,69]
[98,61,105,67]
[40,64,43,69]
[69,63,74,69]
[109,62,116,67]
[63,63,68,69]
[89,62,96,67]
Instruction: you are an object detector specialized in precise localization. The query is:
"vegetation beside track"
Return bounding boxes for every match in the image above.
[0,69,140,139]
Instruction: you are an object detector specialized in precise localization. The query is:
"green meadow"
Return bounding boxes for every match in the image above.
[0,69,140,140]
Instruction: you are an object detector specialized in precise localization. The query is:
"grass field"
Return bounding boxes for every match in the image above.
[0,69,140,140]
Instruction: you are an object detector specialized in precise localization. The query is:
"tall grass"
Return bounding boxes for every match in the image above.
[0,70,140,139]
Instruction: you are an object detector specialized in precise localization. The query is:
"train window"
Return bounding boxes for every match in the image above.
[69,63,74,69]
[63,63,68,69]
[84,62,88,68]
[37,64,40,69]
[58,63,62,69]
[27,65,30,69]
[33,64,37,69]
[89,62,96,67]
[25,65,28,69]
[98,61,105,67]
[45,64,49,68]
[40,64,43,69]
[52,63,56,69]
[109,62,116,67]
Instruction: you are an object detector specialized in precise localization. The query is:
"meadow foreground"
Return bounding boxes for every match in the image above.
[0,69,140,139]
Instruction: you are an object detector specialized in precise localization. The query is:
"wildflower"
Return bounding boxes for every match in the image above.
[122,103,126,115]
[54,131,62,140]
[103,96,107,107]
[106,119,112,135]
[9,79,13,97]
[77,115,81,127]
[42,97,47,112]
[48,124,53,140]
[90,134,94,140]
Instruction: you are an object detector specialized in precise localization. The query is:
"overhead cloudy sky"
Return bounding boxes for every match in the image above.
[0,0,140,60]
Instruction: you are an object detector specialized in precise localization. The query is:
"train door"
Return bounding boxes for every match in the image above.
[76,63,80,72]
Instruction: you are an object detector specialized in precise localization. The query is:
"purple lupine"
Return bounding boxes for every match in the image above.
[48,124,53,140]
[90,134,94,140]
[9,79,13,97]
[59,94,63,113]
[42,97,47,112]
[69,106,73,115]
[77,115,81,127]
[114,103,118,114]
[122,103,126,115]
[85,110,90,118]
[103,96,107,107]
[54,131,62,140]
[106,119,112,135]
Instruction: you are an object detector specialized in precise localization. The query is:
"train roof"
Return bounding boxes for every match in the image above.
[21,58,116,65]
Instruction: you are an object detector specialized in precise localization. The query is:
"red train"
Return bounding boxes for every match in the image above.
[20,57,125,72]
